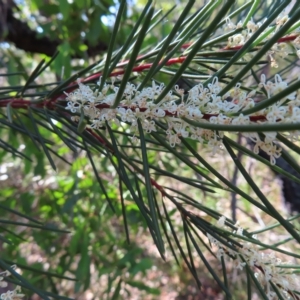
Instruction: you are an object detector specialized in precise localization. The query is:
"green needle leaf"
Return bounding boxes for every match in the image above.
[242,0,260,27]
[0,260,51,300]
[28,107,57,171]
[185,220,231,298]
[138,0,196,91]
[99,0,128,89]
[223,138,300,243]
[20,59,45,97]
[183,117,300,133]
[112,4,154,108]
[106,1,153,78]
[137,119,165,258]
[155,0,234,104]
[220,1,300,96]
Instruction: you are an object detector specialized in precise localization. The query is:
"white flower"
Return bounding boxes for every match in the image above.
[217,216,226,227]
[266,144,282,165]
[266,105,286,123]
[64,73,300,164]
[66,101,81,113]
[232,114,250,125]
[208,135,223,155]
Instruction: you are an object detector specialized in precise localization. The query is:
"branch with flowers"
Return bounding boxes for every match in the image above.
[65,73,300,166]
[2,0,300,299]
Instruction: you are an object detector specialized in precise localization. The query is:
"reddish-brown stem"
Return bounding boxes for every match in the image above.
[0,98,55,110]
[0,98,268,123]
[150,178,167,196]
[85,128,110,148]
[50,33,299,102]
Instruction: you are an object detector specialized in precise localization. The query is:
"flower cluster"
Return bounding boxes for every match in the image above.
[209,216,300,299]
[225,12,300,66]
[0,265,24,300]
[65,74,300,165]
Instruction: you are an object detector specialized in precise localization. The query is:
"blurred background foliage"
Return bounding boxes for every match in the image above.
[0,0,300,299]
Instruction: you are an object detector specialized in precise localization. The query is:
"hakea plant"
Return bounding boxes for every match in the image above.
[211,216,300,300]
[0,265,24,300]
[63,73,300,298]
[65,73,298,165]
[3,0,300,299]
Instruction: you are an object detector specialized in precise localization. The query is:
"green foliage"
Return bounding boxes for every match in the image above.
[1,0,300,299]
